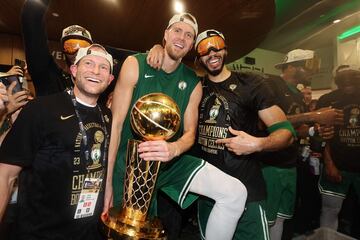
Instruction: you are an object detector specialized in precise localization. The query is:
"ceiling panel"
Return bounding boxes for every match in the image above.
[0,0,275,62]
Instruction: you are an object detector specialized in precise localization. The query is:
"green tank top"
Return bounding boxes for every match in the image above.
[116,53,199,162]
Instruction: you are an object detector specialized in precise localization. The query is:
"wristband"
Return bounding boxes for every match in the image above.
[267,120,297,138]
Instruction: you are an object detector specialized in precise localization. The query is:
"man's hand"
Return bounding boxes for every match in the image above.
[296,124,310,138]
[314,107,343,126]
[6,66,23,76]
[215,127,262,155]
[316,124,334,140]
[325,161,342,183]
[0,83,8,113]
[138,140,179,162]
[101,184,113,220]
[146,44,164,70]
[6,82,29,115]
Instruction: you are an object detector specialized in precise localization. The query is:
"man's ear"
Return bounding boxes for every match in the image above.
[164,29,169,43]
[108,74,115,85]
[70,64,78,78]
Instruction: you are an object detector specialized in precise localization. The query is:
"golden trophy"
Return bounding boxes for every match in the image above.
[102,93,181,239]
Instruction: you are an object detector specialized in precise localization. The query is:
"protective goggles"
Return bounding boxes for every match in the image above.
[196,35,226,57]
[63,39,92,55]
[304,56,321,73]
[291,56,321,74]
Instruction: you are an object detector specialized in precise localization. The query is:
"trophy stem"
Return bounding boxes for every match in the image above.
[101,139,166,239]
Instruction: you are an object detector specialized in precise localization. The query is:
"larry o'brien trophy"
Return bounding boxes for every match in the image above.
[102,93,181,239]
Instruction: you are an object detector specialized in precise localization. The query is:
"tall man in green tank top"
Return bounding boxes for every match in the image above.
[103,13,248,240]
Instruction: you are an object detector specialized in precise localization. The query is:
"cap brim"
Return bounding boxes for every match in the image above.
[274,62,285,69]
[61,35,93,44]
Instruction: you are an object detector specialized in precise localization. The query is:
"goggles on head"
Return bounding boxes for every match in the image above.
[290,56,321,74]
[304,55,321,73]
[63,39,92,55]
[196,35,226,57]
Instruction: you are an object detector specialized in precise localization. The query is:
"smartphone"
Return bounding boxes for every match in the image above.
[0,75,23,93]
[14,59,26,70]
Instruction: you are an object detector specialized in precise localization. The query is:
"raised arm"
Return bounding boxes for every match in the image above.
[21,0,63,95]
[102,56,139,215]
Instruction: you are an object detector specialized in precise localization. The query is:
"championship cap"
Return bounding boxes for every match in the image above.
[61,25,93,44]
[167,13,198,36]
[74,44,113,72]
[333,64,360,86]
[275,49,314,69]
[334,64,360,76]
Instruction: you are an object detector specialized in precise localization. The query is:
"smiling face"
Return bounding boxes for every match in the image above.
[70,46,114,105]
[199,48,227,76]
[164,21,195,61]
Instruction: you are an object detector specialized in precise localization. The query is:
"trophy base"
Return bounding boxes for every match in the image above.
[101,207,166,240]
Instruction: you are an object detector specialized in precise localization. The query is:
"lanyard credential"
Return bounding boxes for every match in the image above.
[69,89,109,170]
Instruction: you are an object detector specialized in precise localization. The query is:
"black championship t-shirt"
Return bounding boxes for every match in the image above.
[0,91,111,240]
[196,72,276,202]
[317,89,360,172]
[260,76,306,168]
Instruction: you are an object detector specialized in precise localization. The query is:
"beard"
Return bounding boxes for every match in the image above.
[65,53,76,67]
[293,68,311,85]
[200,55,226,76]
[165,44,187,61]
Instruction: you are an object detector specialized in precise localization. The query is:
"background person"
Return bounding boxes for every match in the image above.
[21,0,93,96]
[318,65,360,232]
[261,49,342,240]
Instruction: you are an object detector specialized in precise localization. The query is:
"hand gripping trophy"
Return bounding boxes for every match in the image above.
[102,93,181,239]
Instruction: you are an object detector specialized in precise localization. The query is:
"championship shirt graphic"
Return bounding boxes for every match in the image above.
[70,122,106,208]
[338,105,360,147]
[89,130,104,169]
[198,93,229,155]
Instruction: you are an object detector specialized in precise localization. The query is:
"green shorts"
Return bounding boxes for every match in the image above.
[318,167,360,199]
[262,166,296,225]
[112,153,206,217]
[198,197,269,240]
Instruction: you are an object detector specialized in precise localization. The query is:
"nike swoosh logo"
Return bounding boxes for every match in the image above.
[60,114,75,120]
[144,74,154,78]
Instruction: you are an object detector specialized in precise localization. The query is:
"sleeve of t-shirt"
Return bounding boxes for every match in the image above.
[0,100,42,167]
[249,74,277,111]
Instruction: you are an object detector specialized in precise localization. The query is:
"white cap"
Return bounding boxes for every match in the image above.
[275,49,314,69]
[195,29,225,50]
[74,44,113,72]
[61,25,92,44]
[167,13,198,36]
[334,64,360,76]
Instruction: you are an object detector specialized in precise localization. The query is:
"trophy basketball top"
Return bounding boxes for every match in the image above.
[130,93,181,141]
